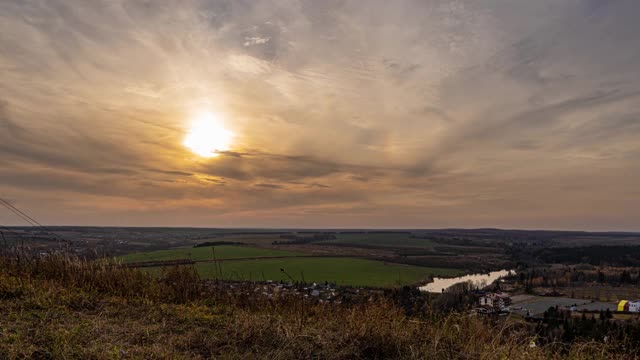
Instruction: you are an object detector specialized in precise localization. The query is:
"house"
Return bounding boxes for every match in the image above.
[618,300,640,312]
[479,292,512,311]
[479,295,495,307]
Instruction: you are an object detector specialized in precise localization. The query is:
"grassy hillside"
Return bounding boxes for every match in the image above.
[190,257,461,287]
[121,245,307,263]
[0,254,631,359]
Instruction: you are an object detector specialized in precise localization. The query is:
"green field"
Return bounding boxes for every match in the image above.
[327,233,435,248]
[188,257,460,287]
[121,245,307,263]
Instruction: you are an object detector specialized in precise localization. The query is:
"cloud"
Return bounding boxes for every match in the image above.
[145,169,194,177]
[254,183,283,189]
[244,36,271,47]
[0,0,639,229]
[0,100,23,135]
[305,182,330,189]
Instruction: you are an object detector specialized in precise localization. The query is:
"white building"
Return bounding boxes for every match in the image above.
[479,292,511,311]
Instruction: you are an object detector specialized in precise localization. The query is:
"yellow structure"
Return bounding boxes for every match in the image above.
[617,300,628,312]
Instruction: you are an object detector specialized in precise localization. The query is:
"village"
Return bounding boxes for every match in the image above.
[205,279,386,305]
[473,290,640,322]
[203,274,640,324]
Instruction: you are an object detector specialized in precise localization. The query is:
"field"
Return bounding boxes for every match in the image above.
[123,243,462,287]
[194,257,460,287]
[326,233,435,248]
[121,245,306,263]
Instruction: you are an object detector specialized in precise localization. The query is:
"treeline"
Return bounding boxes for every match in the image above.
[535,246,640,266]
[193,241,246,247]
[536,306,640,347]
[396,248,456,257]
[388,255,514,272]
[272,233,336,245]
[516,266,640,292]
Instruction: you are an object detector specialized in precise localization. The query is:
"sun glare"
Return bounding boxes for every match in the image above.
[183,111,234,158]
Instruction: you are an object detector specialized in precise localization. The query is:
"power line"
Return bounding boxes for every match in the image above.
[0,197,71,247]
[0,198,47,229]
[0,201,39,227]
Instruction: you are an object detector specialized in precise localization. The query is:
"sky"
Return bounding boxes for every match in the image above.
[0,0,639,230]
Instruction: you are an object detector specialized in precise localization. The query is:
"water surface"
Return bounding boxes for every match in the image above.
[419,269,513,293]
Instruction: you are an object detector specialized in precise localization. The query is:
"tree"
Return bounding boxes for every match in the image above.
[620,270,632,284]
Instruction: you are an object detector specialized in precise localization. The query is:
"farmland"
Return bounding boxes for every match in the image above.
[326,232,435,248]
[121,245,306,263]
[122,243,461,287]
[12,227,640,291]
[190,257,461,287]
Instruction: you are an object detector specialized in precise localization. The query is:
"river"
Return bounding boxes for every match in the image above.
[419,269,514,293]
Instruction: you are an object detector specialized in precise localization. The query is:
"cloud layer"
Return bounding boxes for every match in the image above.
[0,0,639,229]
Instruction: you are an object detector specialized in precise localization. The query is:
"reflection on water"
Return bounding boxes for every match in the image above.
[419,269,514,293]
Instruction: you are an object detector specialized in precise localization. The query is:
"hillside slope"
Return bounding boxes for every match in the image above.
[0,255,631,359]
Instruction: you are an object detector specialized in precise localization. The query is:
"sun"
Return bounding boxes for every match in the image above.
[183,111,234,158]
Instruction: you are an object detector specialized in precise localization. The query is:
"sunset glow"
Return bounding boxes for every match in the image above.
[183,111,234,158]
[0,0,639,229]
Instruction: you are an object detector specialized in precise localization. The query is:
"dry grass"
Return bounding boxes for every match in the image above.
[0,254,635,359]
